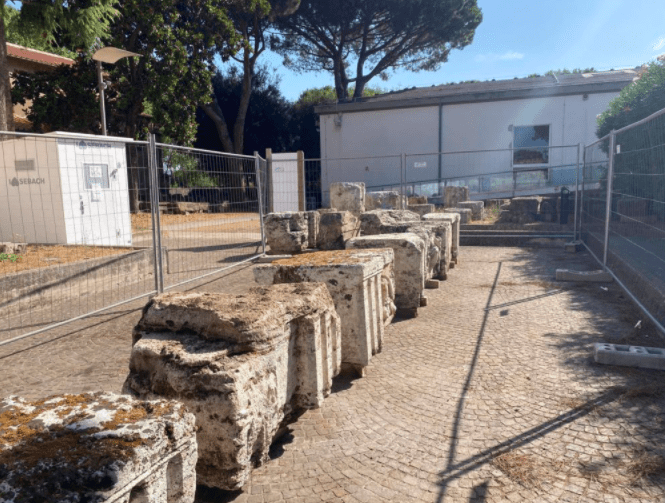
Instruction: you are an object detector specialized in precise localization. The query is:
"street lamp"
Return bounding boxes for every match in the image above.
[92,47,140,136]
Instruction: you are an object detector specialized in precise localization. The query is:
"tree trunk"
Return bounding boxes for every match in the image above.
[202,97,234,153]
[333,56,349,100]
[0,2,15,133]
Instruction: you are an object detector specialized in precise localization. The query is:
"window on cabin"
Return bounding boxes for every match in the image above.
[513,125,550,165]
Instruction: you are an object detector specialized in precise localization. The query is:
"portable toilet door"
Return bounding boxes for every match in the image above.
[55,135,133,247]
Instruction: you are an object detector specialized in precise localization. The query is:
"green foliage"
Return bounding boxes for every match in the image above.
[597,59,665,137]
[274,0,482,99]
[294,85,384,108]
[164,149,217,188]
[2,4,76,58]
[0,253,21,263]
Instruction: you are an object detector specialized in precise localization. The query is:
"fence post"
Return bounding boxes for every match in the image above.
[254,152,267,254]
[579,144,586,240]
[574,143,581,240]
[148,133,164,293]
[603,131,616,268]
[400,153,406,209]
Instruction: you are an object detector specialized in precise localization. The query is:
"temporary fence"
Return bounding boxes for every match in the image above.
[580,107,665,332]
[0,131,266,345]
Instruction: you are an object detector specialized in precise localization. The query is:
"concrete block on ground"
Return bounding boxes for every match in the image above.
[555,269,613,283]
[594,343,665,370]
[422,212,460,265]
[565,241,583,253]
[444,186,469,208]
[123,284,341,490]
[346,233,426,318]
[0,242,27,255]
[408,195,428,205]
[365,191,404,210]
[457,201,484,221]
[443,207,473,224]
[330,182,366,216]
[0,392,197,503]
[264,212,309,254]
[317,211,360,250]
[254,249,395,374]
[407,204,435,217]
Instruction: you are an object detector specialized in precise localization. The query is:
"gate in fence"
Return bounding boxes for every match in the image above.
[0,132,267,345]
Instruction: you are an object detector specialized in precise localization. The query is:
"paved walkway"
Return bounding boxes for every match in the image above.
[1,247,664,502]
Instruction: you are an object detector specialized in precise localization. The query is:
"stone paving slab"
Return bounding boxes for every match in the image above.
[1,248,664,502]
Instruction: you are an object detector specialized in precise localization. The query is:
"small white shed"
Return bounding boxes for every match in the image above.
[0,132,133,247]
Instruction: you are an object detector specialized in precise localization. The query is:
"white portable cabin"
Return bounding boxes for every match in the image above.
[0,132,133,247]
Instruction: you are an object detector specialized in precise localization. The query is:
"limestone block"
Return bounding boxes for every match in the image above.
[0,242,27,255]
[422,212,460,265]
[254,249,395,374]
[509,196,541,215]
[346,233,426,317]
[408,195,428,205]
[174,201,210,214]
[306,210,320,246]
[366,191,403,210]
[358,210,421,235]
[264,212,308,254]
[443,207,473,224]
[444,186,469,208]
[421,220,452,280]
[317,211,360,250]
[330,182,366,215]
[407,204,435,217]
[0,392,197,503]
[124,284,341,491]
[457,200,484,221]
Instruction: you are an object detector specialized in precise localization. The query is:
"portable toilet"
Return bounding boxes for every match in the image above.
[0,132,133,247]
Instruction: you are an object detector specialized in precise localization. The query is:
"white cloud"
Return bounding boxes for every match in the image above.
[475,51,524,63]
[653,37,665,51]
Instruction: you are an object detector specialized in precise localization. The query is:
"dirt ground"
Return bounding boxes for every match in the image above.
[131,212,257,231]
[190,220,260,234]
[0,245,130,276]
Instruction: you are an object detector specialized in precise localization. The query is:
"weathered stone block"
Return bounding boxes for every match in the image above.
[421,220,452,280]
[330,182,366,215]
[264,212,309,254]
[124,284,341,490]
[365,191,404,210]
[0,242,27,255]
[407,204,435,217]
[358,210,421,235]
[346,233,426,317]
[254,249,395,374]
[443,207,473,224]
[509,196,541,215]
[306,210,320,246]
[174,201,210,214]
[317,211,360,250]
[422,212,461,265]
[457,200,484,221]
[408,195,428,205]
[0,393,197,503]
[444,186,469,208]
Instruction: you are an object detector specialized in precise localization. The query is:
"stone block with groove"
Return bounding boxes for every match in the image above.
[422,212,460,265]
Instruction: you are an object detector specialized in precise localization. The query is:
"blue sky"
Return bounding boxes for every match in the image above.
[226,0,665,102]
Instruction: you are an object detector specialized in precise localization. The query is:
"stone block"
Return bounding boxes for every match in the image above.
[422,212,460,265]
[0,392,197,503]
[0,242,27,255]
[264,212,309,254]
[594,343,665,370]
[421,220,453,280]
[540,200,556,222]
[509,196,541,215]
[443,207,473,224]
[124,284,341,490]
[457,200,484,221]
[565,240,583,253]
[346,233,426,317]
[407,204,435,217]
[408,195,428,205]
[555,269,613,283]
[254,249,395,374]
[444,186,469,208]
[365,191,404,210]
[330,182,366,215]
[174,201,210,214]
[306,210,320,246]
[317,211,360,250]
[358,210,421,235]
[256,254,293,263]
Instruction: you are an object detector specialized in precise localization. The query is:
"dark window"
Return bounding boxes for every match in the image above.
[513,125,550,165]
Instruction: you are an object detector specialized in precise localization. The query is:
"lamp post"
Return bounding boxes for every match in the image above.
[92,47,140,136]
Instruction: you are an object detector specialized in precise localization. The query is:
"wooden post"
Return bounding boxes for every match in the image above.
[297,150,305,211]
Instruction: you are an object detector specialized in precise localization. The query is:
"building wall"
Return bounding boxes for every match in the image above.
[319,92,619,191]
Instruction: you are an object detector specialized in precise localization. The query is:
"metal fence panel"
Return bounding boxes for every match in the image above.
[0,132,157,344]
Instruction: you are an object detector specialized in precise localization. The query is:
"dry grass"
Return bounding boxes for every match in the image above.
[0,245,129,276]
[619,381,665,401]
[625,449,665,485]
[131,212,256,231]
[491,451,542,488]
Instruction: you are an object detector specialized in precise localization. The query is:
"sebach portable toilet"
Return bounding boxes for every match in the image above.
[0,132,133,247]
